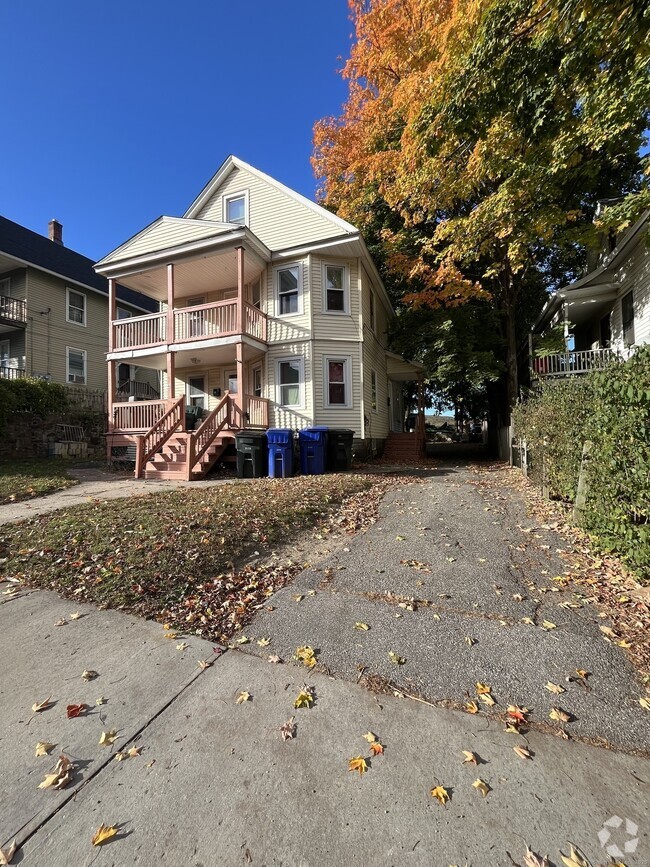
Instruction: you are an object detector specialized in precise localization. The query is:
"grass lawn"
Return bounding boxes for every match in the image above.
[0,458,78,505]
[0,473,399,642]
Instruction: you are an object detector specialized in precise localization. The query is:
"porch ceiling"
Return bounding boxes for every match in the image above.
[386,351,425,381]
[107,338,265,370]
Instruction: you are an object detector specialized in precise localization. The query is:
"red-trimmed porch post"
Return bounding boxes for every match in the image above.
[236,245,244,334]
[235,246,245,425]
[107,279,116,438]
[166,264,176,404]
[236,341,245,427]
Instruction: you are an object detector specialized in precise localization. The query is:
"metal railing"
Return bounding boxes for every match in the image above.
[531,348,616,378]
[0,295,26,324]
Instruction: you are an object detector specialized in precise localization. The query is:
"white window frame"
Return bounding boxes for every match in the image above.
[116,306,132,320]
[66,346,87,384]
[222,190,249,226]
[274,262,303,317]
[370,369,378,412]
[276,357,304,408]
[369,290,376,332]
[324,355,352,409]
[0,277,11,297]
[322,262,349,315]
[0,339,10,368]
[66,287,87,327]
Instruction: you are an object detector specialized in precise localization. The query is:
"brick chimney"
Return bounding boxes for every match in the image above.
[48,219,63,245]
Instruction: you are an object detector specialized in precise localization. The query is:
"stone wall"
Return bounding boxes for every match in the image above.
[0,411,107,460]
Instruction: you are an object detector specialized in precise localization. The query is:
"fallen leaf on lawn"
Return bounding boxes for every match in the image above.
[639,697,650,711]
[465,701,479,714]
[388,651,406,665]
[279,716,296,741]
[472,778,490,797]
[66,703,87,718]
[35,742,57,757]
[295,646,317,668]
[545,681,565,695]
[475,682,491,695]
[69,612,82,620]
[549,707,572,723]
[0,839,17,865]
[128,746,141,757]
[294,687,314,709]
[99,729,118,747]
[430,785,450,806]
[81,670,98,681]
[163,623,172,629]
[462,750,478,765]
[616,638,632,648]
[256,637,271,647]
[513,746,532,760]
[91,824,118,846]
[599,625,617,638]
[348,756,368,775]
[31,697,52,713]
[176,642,188,651]
[370,741,384,756]
[479,693,496,707]
[354,622,370,631]
[560,843,592,867]
[541,620,557,631]
[267,654,282,664]
[236,691,251,704]
[523,844,550,867]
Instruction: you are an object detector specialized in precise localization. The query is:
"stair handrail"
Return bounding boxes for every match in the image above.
[135,395,185,478]
[189,392,232,471]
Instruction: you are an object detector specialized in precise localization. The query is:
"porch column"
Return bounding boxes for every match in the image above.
[236,341,245,425]
[108,279,116,352]
[236,246,244,334]
[166,264,175,403]
[107,360,115,430]
[167,352,175,401]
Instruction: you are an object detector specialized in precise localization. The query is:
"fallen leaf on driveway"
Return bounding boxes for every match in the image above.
[38,754,75,790]
[370,741,384,756]
[256,637,271,647]
[236,691,251,704]
[198,660,212,670]
[114,752,127,762]
[66,703,87,718]
[475,682,491,695]
[472,778,490,797]
[295,646,317,668]
[95,697,106,706]
[545,681,565,695]
[541,620,557,631]
[280,717,296,741]
[513,746,532,760]
[99,730,118,747]
[38,773,60,790]
[235,635,249,645]
[465,701,479,714]
[388,651,406,665]
[640,697,650,711]
[575,669,589,679]
[69,612,82,620]
[348,756,368,775]
[81,670,98,681]
[293,594,304,602]
[91,824,118,846]
[35,742,57,757]
[465,637,476,646]
[354,622,370,631]
[462,750,478,765]
[0,838,17,865]
[523,844,550,867]
[54,618,67,627]
[430,785,449,805]
[599,625,617,639]
[479,693,496,707]
[559,843,591,867]
[128,747,142,758]
[176,642,188,651]
[363,731,378,743]
[267,654,282,664]
[549,707,572,723]
[294,687,314,709]
[521,617,535,625]
[506,705,529,724]
[31,697,51,713]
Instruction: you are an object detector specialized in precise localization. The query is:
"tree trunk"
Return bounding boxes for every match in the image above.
[501,259,519,422]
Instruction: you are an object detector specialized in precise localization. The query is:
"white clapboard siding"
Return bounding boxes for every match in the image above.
[98,218,233,266]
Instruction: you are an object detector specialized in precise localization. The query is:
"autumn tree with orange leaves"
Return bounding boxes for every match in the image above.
[313,0,650,418]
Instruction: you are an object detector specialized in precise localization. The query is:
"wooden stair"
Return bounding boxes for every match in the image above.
[382,432,425,462]
[144,432,236,480]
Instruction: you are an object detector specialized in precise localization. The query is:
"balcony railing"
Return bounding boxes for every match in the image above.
[532,348,616,378]
[0,366,26,380]
[245,395,269,428]
[112,399,171,431]
[0,295,27,325]
[111,300,267,352]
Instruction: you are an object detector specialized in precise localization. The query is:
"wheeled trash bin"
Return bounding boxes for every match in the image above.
[267,428,294,478]
[235,431,268,478]
[298,427,328,475]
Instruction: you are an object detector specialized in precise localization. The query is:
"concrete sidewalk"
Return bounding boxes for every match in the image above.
[1,463,649,865]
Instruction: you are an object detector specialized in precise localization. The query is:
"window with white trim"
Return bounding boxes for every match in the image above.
[323,263,348,313]
[277,358,303,407]
[325,356,351,408]
[66,288,86,326]
[223,191,248,226]
[369,290,376,332]
[66,347,87,384]
[0,339,10,368]
[370,369,378,411]
[622,291,635,345]
[116,307,132,319]
[0,277,11,297]
[276,264,301,316]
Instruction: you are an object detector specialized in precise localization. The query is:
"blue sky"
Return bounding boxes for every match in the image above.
[0,1,352,260]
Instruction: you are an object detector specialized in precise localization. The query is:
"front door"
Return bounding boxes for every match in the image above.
[225,370,238,395]
[188,376,206,410]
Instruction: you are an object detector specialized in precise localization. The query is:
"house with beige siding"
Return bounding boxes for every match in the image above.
[95,155,423,479]
[0,216,159,399]
[530,209,650,380]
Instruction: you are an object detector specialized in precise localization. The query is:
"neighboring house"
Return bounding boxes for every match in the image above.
[530,209,650,380]
[0,215,160,399]
[95,155,423,479]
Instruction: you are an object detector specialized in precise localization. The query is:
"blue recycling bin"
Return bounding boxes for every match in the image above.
[267,428,294,478]
[299,427,328,475]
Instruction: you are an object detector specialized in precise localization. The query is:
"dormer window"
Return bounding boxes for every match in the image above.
[224,191,248,226]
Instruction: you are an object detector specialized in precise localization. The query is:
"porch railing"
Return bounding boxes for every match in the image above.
[174,300,238,342]
[244,302,267,341]
[246,395,269,428]
[136,395,185,478]
[113,312,167,350]
[116,379,160,400]
[0,366,26,380]
[112,399,169,431]
[0,296,26,324]
[531,348,616,378]
[187,392,232,478]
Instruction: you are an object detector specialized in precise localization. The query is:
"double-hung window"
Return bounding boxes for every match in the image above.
[622,291,635,345]
[323,264,347,313]
[223,191,248,226]
[277,265,301,316]
[66,347,87,384]
[0,277,11,297]
[370,369,378,411]
[277,359,302,407]
[325,356,351,408]
[369,290,376,332]
[66,288,86,326]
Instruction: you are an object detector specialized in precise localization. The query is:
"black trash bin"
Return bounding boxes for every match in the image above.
[326,429,354,471]
[235,431,268,478]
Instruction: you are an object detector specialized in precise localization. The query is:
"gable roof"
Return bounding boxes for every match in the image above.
[183,155,358,236]
[0,215,158,313]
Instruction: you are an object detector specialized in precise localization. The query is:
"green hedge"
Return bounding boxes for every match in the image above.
[0,378,69,432]
[513,347,650,574]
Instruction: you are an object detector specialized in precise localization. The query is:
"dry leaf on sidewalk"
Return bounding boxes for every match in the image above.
[348,756,368,775]
[0,839,17,865]
[430,785,449,806]
[31,697,51,713]
[91,824,118,846]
